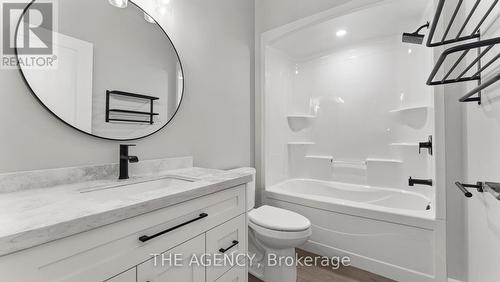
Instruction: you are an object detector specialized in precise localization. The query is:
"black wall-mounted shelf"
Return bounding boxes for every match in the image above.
[427,0,498,47]
[426,0,500,104]
[106,90,159,124]
[427,37,500,104]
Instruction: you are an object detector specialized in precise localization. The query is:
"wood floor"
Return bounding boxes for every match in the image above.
[248,249,395,282]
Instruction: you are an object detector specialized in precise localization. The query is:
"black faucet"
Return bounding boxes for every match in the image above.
[409,177,433,187]
[119,144,139,180]
[419,135,433,155]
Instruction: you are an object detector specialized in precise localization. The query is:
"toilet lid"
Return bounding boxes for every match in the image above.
[248,205,311,232]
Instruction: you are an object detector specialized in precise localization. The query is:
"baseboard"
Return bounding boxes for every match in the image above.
[302,241,437,282]
[448,278,463,282]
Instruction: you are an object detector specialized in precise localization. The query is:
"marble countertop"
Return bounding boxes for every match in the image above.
[0,166,254,257]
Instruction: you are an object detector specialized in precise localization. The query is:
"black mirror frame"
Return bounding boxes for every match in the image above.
[14,0,185,141]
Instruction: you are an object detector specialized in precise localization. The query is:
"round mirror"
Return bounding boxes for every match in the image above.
[16,0,184,140]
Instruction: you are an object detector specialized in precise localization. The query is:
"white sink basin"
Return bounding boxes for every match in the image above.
[79,176,195,194]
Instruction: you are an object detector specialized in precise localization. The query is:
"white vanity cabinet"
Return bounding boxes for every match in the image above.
[214,266,247,282]
[105,268,137,282]
[136,234,205,282]
[206,214,247,282]
[0,185,249,282]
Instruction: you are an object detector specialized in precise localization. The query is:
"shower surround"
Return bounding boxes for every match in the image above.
[260,0,446,281]
[266,35,434,192]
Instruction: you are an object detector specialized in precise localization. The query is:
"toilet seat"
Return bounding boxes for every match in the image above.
[248,205,312,246]
[249,205,311,232]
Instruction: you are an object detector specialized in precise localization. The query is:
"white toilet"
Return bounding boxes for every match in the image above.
[242,170,312,282]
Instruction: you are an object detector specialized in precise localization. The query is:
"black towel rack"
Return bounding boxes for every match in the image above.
[426,0,500,104]
[427,36,500,104]
[459,73,500,103]
[455,181,500,200]
[427,0,498,47]
[455,182,483,197]
[105,90,159,124]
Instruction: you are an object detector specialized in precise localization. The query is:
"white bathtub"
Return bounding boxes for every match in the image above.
[265,179,444,282]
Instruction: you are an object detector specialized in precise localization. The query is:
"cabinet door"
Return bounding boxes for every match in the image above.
[105,268,136,282]
[206,214,247,282]
[137,234,205,282]
[215,266,247,282]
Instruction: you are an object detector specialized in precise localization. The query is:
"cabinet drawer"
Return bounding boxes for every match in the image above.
[206,214,247,282]
[215,266,247,282]
[104,268,136,282]
[0,186,246,282]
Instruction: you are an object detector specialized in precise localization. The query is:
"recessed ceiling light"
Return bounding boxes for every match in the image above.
[335,97,345,104]
[336,29,347,37]
[108,0,128,8]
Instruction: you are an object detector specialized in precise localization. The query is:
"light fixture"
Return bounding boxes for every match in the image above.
[144,13,156,23]
[402,22,429,45]
[156,0,171,15]
[336,29,347,37]
[108,0,128,8]
[408,48,413,54]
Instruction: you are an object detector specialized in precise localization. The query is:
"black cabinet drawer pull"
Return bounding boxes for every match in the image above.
[219,240,239,253]
[139,213,208,242]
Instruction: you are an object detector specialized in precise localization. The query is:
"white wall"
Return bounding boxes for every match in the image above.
[463,0,500,281]
[432,2,468,281]
[0,0,254,173]
[255,0,352,33]
[435,0,500,281]
[264,47,295,186]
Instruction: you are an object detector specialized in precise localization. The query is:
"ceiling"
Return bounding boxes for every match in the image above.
[270,0,433,60]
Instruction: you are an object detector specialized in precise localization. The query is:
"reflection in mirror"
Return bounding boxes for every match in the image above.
[17,0,184,140]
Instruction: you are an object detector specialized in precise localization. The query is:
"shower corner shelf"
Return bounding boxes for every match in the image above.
[366,158,402,164]
[389,105,431,113]
[287,114,316,131]
[390,142,419,147]
[288,142,315,146]
[286,114,316,119]
[304,155,332,160]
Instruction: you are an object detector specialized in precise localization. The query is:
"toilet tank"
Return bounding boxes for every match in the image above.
[228,167,256,211]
